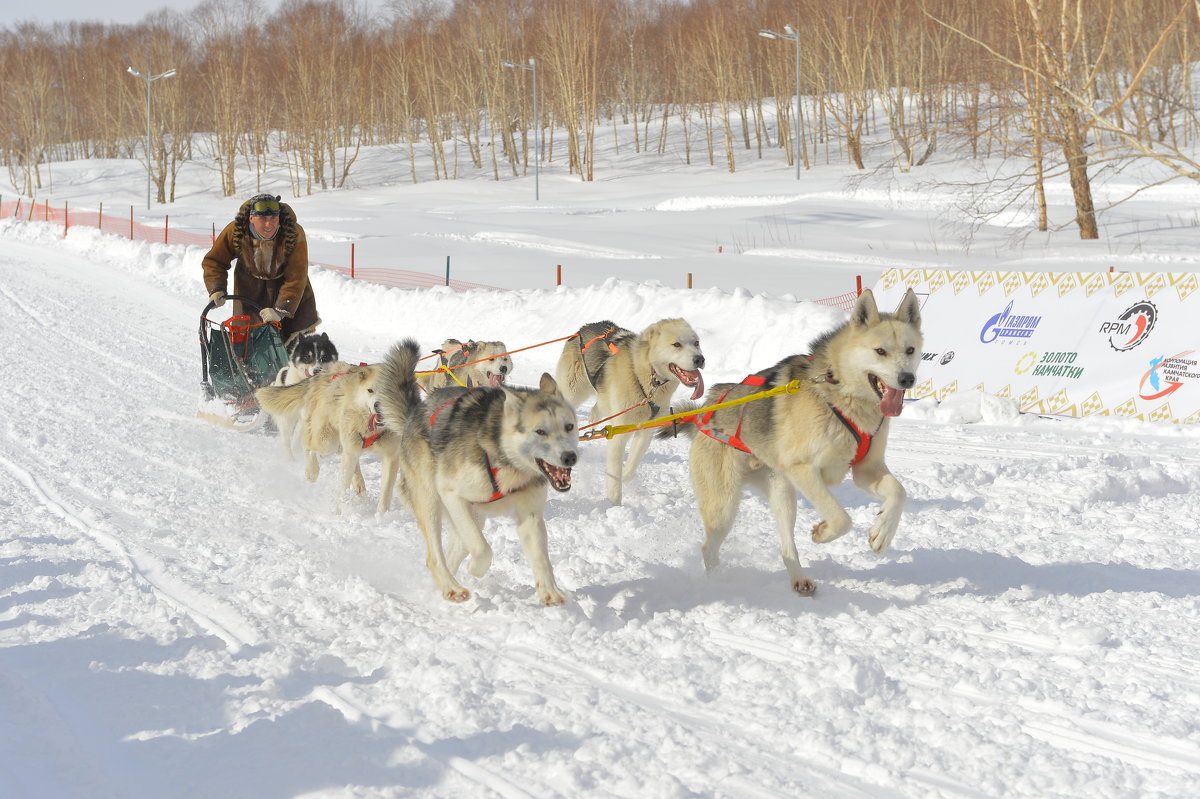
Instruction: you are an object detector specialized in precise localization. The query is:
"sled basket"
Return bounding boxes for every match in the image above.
[198,295,288,428]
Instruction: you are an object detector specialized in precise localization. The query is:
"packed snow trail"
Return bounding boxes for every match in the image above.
[2,229,1199,798]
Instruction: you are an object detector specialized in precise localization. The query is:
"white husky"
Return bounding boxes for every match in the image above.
[555,318,705,505]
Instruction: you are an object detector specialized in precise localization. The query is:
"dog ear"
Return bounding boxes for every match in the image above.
[538,372,560,396]
[499,385,524,422]
[851,289,881,327]
[894,288,922,328]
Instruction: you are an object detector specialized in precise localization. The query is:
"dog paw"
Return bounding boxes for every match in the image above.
[868,519,898,553]
[811,516,850,543]
[443,586,471,603]
[793,578,817,596]
[537,583,567,607]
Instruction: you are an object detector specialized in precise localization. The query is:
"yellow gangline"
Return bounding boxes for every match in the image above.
[584,379,803,440]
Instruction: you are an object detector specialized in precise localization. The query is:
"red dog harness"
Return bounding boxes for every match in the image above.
[692,374,876,467]
[482,452,534,503]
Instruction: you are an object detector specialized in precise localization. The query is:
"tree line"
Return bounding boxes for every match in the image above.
[3,0,1198,239]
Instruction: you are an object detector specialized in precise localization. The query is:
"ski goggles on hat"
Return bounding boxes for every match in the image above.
[249,198,281,216]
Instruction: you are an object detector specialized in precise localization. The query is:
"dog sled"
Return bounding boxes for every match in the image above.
[197,294,289,430]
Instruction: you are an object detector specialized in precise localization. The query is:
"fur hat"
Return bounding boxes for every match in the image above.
[232,195,299,254]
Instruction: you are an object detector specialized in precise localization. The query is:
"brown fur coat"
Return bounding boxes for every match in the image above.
[201,198,319,341]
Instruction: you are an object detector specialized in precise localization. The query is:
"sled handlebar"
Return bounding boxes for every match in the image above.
[201,293,267,320]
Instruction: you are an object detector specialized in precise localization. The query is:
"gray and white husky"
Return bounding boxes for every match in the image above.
[664,289,923,596]
[376,340,579,605]
[555,318,705,506]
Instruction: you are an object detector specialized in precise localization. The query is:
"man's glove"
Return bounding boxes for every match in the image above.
[259,307,283,324]
[208,290,226,308]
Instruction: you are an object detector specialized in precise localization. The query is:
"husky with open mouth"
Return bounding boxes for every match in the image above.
[663,289,922,597]
[387,349,578,605]
[555,318,705,505]
[416,339,512,391]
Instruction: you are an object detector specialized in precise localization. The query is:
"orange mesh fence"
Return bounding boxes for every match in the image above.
[2,198,861,304]
[814,290,862,311]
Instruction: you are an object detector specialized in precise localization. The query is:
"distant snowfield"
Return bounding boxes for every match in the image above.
[654,194,806,211]
[2,130,1200,798]
[425,230,664,259]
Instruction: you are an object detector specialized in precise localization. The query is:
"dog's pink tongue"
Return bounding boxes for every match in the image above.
[488,373,504,388]
[690,371,705,400]
[880,383,905,417]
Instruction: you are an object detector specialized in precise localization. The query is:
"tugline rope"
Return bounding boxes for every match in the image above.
[413,333,580,378]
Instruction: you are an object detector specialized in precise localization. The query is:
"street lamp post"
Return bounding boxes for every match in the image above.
[501,57,539,201]
[127,66,177,210]
[758,25,802,179]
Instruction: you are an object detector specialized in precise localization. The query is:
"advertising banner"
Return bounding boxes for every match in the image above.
[872,269,1200,424]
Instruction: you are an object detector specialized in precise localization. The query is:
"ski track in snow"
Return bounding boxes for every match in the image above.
[2,221,1200,798]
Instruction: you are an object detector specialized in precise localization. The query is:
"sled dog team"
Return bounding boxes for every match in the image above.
[255,289,923,605]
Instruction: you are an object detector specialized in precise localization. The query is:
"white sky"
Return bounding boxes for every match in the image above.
[2,0,184,26]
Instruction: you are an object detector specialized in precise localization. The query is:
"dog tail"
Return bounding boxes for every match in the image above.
[255,381,309,416]
[654,402,701,440]
[376,338,426,433]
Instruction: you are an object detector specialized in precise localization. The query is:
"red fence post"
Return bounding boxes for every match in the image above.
[64,200,69,236]
[350,243,355,279]
[129,205,134,239]
[856,275,863,296]
[557,264,562,286]
[164,215,169,244]
[98,202,103,233]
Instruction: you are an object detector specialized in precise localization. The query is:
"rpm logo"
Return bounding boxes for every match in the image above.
[1101,300,1156,351]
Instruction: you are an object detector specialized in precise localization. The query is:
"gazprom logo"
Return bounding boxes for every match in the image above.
[980,301,1042,344]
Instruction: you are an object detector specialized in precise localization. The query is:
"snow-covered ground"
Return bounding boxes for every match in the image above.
[2,136,1200,798]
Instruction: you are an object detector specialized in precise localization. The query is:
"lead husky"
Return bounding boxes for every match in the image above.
[666,289,922,596]
[555,318,705,505]
[421,375,578,606]
[416,339,512,391]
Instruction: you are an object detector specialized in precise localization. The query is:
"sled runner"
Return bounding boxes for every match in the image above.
[197,294,288,430]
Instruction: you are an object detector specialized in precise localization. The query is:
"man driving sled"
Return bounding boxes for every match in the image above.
[201,193,320,343]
